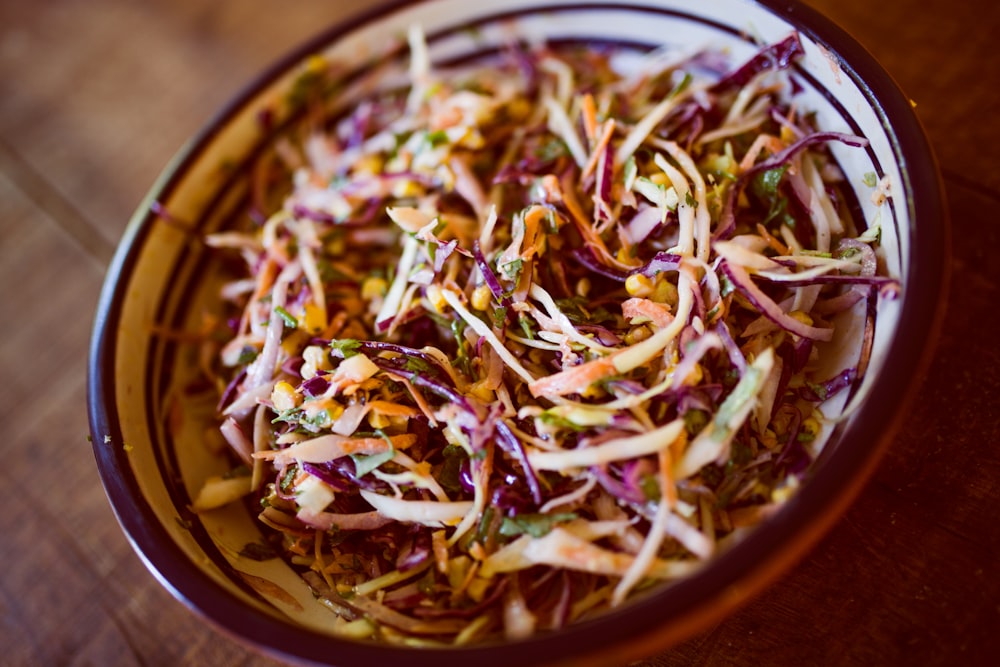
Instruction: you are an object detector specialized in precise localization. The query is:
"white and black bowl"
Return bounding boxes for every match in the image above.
[88,1,947,665]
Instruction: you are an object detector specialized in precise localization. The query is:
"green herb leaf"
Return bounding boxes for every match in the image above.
[518,313,536,340]
[535,137,568,162]
[404,355,433,374]
[669,71,693,99]
[683,409,709,435]
[236,345,259,366]
[274,305,298,328]
[639,475,661,501]
[330,338,362,358]
[239,541,280,561]
[499,512,578,538]
[538,411,589,432]
[351,446,396,477]
[749,164,790,225]
[623,155,638,191]
[501,257,524,283]
[426,129,449,147]
[279,464,299,493]
[492,306,508,329]
[439,445,470,494]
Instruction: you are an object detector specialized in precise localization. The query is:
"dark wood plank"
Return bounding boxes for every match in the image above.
[805,0,1000,192]
[1,0,997,665]
[638,138,1000,667]
[0,0,368,249]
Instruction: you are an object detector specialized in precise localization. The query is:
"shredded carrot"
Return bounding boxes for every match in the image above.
[193,28,886,645]
[756,222,790,255]
[527,355,617,398]
[581,119,616,182]
[738,133,784,172]
[657,447,677,509]
[581,92,598,145]
[622,297,674,329]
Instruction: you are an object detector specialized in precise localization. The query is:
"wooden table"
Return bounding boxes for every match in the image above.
[2,1,996,664]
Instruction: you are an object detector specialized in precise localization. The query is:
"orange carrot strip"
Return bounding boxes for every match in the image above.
[581,119,616,182]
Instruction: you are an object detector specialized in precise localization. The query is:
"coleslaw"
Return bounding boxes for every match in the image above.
[188,26,897,644]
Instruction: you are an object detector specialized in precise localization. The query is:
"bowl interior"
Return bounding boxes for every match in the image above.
[88,1,943,665]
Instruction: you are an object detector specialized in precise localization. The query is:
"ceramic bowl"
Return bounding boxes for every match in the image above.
[88,1,947,665]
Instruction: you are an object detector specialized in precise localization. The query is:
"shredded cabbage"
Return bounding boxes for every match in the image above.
[185,27,898,645]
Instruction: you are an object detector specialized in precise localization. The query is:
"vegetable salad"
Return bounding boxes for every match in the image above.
[190,26,896,644]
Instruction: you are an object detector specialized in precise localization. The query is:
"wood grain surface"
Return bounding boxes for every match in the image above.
[1,1,996,665]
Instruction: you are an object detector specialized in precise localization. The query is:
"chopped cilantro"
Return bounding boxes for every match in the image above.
[404,355,432,373]
[236,345,259,366]
[669,71,693,98]
[239,541,280,561]
[274,305,298,328]
[623,155,638,191]
[439,445,470,494]
[351,445,395,477]
[538,410,589,432]
[501,257,524,282]
[518,313,536,340]
[492,306,508,329]
[750,164,790,225]
[279,465,299,493]
[499,512,578,538]
[535,137,568,162]
[271,406,303,424]
[426,129,449,147]
[639,475,661,501]
[330,338,362,358]
[683,409,709,435]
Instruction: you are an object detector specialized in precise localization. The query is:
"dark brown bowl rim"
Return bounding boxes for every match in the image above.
[88,1,949,665]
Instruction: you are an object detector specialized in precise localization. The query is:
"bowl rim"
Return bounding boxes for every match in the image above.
[87,0,949,664]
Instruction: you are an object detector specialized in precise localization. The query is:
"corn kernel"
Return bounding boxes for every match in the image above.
[625,273,654,297]
[508,98,532,120]
[458,128,485,150]
[391,178,423,199]
[789,310,814,327]
[801,416,822,440]
[361,276,388,301]
[470,284,492,311]
[302,399,339,429]
[759,428,778,449]
[651,277,678,305]
[771,477,800,504]
[303,302,326,333]
[466,576,491,603]
[353,154,383,176]
[779,124,797,145]
[325,235,345,257]
[650,172,670,186]
[435,164,456,190]
[468,382,495,403]
[281,330,309,357]
[368,411,391,429]
[575,277,591,298]
[684,362,704,386]
[624,325,652,345]
[301,345,329,380]
[271,381,300,412]
[305,54,327,74]
[425,284,448,314]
